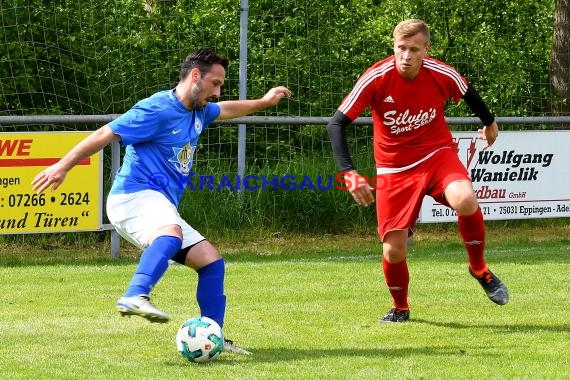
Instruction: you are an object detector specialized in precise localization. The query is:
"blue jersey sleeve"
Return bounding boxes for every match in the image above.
[203,102,221,129]
[108,97,168,147]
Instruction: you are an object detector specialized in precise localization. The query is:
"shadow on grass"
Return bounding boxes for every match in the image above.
[0,249,139,267]
[412,318,570,333]
[163,345,497,367]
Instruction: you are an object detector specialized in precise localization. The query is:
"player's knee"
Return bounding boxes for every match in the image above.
[185,240,222,269]
[453,193,479,216]
[382,235,408,263]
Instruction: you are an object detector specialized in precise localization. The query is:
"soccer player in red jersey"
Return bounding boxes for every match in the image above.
[327,19,509,322]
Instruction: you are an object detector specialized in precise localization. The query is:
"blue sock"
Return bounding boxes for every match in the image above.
[124,235,182,297]
[196,259,226,328]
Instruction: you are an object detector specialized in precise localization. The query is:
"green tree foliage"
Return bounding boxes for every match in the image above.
[0,0,558,149]
[0,0,555,117]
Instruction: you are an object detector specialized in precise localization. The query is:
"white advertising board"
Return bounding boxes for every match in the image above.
[419,131,570,222]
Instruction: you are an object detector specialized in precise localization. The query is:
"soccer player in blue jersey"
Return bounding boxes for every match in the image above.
[32,48,291,354]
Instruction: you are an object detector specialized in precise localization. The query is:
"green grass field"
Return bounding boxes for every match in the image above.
[1,225,569,379]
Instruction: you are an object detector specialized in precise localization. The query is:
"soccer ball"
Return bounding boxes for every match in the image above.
[176,316,224,363]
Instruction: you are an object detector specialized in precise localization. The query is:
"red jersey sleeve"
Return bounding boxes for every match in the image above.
[423,57,468,103]
[337,58,394,120]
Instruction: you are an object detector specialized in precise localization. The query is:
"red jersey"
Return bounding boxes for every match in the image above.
[338,56,467,171]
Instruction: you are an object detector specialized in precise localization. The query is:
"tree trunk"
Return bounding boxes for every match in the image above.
[551,0,570,128]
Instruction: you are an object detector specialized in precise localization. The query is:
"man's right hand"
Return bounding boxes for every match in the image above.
[343,170,375,207]
[32,162,68,193]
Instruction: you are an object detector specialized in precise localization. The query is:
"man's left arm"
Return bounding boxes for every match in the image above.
[216,86,291,120]
[462,83,499,146]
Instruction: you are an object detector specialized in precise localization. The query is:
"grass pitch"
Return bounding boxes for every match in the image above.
[1,225,569,379]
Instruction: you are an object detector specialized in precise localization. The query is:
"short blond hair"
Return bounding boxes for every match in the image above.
[393,19,430,43]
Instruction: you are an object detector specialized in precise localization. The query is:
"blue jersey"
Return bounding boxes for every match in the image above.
[108,89,221,206]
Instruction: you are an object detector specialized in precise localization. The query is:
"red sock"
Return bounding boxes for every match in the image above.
[382,256,409,309]
[458,207,487,275]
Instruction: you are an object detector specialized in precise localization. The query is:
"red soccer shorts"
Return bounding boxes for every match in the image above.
[375,148,470,240]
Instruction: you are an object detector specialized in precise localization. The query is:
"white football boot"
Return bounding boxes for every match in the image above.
[223,339,252,355]
[116,295,170,323]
